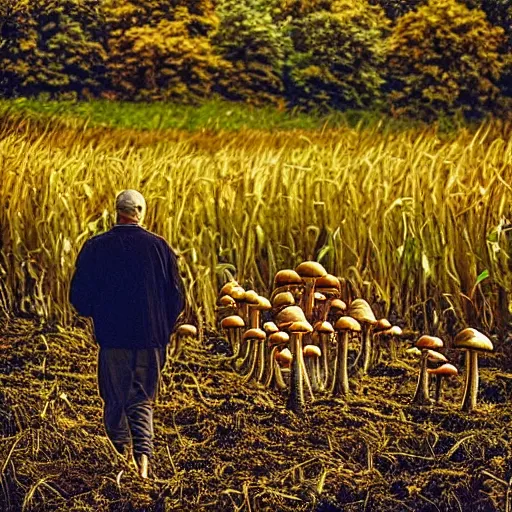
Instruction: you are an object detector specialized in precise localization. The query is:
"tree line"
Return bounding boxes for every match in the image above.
[0,0,510,119]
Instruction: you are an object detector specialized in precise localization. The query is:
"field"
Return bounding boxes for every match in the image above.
[2,102,512,511]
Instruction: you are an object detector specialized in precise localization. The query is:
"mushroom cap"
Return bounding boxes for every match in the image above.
[268,331,290,346]
[288,320,313,333]
[176,324,197,336]
[330,298,347,312]
[406,347,422,357]
[315,274,341,291]
[428,363,458,376]
[374,318,392,332]
[276,347,293,366]
[219,281,239,296]
[229,286,246,301]
[426,350,448,363]
[453,328,494,352]
[334,316,362,332]
[314,292,326,301]
[272,291,295,309]
[255,295,272,310]
[303,345,322,358]
[276,305,307,329]
[295,261,327,279]
[348,298,377,324]
[220,315,245,329]
[218,295,237,307]
[263,321,279,334]
[242,328,266,341]
[273,269,303,287]
[244,290,260,305]
[416,335,444,350]
[314,321,334,334]
[383,325,403,337]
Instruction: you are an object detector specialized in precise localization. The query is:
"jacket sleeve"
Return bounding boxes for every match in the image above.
[165,245,186,329]
[69,240,96,317]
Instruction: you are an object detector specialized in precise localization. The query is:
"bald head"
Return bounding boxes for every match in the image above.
[115,189,146,224]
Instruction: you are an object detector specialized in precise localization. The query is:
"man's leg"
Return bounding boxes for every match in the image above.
[126,347,166,475]
[97,348,134,456]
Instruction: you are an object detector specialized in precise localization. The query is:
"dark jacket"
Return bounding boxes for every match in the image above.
[70,224,185,349]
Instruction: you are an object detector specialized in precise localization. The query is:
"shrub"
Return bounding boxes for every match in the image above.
[367,0,424,21]
[0,0,107,98]
[285,0,390,111]
[387,0,505,119]
[212,0,289,106]
[103,0,223,101]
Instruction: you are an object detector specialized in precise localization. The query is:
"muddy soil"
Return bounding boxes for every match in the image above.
[1,316,512,511]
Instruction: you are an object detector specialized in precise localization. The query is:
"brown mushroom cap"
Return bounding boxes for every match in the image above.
[254,295,271,310]
[314,321,335,334]
[276,305,307,329]
[218,295,237,307]
[348,298,377,324]
[416,335,444,350]
[219,281,239,296]
[426,350,448,363]
[268,331,290,346]
[314,292,327,301]
[276,347,293,366]
[428,363,458,376]
[273,269,303,287]
[295,261,327,279]
[229,286,246,301]
[383,325,403,337]
[315,274,341,291]
[288,320,313,333]
[303,345,322,358]
[335,316,362,332]
[374,318,392,332]
[176,324,197,336]
[244,290,260,305]
[453,328,494,352]
[220,315,245,329]
[272,291,295,309]
[263,321,279,334]
[330,299,347,312]
[242,328,266,341]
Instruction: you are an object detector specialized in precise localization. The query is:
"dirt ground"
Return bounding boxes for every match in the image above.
[1,315,512,511]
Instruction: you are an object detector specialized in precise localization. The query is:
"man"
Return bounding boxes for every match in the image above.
[70,189,185,479]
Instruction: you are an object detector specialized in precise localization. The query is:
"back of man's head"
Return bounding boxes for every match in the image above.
[115,189,146,224]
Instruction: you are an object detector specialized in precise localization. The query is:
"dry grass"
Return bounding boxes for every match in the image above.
[1,112,512,343]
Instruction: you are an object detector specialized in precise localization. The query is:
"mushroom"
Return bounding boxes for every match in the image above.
[385,325,403,362]
[348,298,377,375]
[274,347,293,390]
[303,345,322,392]
[428,363,458,403]
[313,292,327,323]
[263,322,279,336]
[220,315,245,359]
[332,316,361,397]
[271,291,295,315]
[271,269,304,302]
[244,290,262,328]
[327,298,347,324]
[453,328,493,412]
[411,335,444,405]
[372,318,392,366]
[275,305,307,330]
[315,273,342,321]
[313,320,334,390]
[219,280,240,297]
[250,295,271,330]
[265,331,290,390]
[287,320,314,414]
[295,261,327,321]
[170,324,197,359]
[237,328,266,376]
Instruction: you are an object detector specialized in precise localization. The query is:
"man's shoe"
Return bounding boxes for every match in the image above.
[134,453,149,479]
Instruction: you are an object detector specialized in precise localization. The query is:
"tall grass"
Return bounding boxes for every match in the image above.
[1,111,512,343]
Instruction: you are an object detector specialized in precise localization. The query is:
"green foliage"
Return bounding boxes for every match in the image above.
[104,1,223,102]
[367,0,425,21]
[387,0,505,119]
[0,0,107,98]
[213,0,290,106]
[286,0,390,111]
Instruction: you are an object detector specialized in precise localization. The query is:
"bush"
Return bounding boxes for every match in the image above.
[103,0,223,101]
[387,0,505,119]
[0,0,107,98]
[285,0,390,111]
[213,0,289,106]
[367,0,425,21]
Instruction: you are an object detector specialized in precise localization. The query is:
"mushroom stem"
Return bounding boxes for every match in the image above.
[320,332,330,389]
[287,333,306,414]
[461,350,479,412]
[255,338,266,383]
[250,308,261,330]
[305,356,322,392]
[361,324,373,375]
[434,374,444,403]
[412,350,431,405]
[331,331,350,397]
[237,339,254,374]
[303,280,315,321]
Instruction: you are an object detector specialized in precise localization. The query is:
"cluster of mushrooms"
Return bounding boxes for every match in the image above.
[214,261,494,415]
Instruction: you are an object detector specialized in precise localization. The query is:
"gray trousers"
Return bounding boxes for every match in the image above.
[97,347,166,458]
